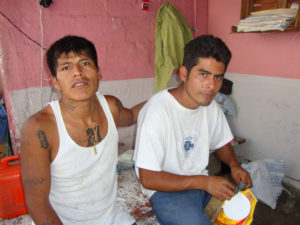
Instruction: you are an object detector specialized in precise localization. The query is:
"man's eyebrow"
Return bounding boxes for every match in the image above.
[58,61,71,67]
[77,57,89,61]
[198,69,212,75]
[198,69,224,77]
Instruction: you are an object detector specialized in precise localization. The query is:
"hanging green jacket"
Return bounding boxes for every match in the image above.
[154,2,193,92]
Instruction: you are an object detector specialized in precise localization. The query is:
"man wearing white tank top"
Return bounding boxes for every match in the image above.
[20,36,144,225]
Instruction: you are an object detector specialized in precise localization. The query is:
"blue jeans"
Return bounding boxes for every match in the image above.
[150,189,212,225]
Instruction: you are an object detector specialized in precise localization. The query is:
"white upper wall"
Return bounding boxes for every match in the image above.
[226,73,300,188]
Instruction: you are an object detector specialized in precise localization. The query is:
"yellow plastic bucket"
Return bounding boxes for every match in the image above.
[214,189,257,225]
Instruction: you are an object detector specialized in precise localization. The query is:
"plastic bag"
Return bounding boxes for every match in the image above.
[242,159,285,209]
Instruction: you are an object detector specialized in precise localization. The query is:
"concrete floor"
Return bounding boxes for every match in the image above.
[253,183,300,225]
[1,168,299,225]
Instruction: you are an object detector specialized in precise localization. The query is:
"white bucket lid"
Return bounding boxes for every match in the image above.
[223,192,251,221]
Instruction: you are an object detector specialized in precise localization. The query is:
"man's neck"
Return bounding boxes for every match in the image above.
[60,95,99,123]
[168,84,199,110]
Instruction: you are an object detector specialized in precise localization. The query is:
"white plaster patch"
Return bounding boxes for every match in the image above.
[9,75,180,151]
[226,73,300,189]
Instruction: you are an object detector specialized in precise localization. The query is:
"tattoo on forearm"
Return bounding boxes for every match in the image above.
[23,178,46,187]
[36,130,49,150]
[86,125,101,147]
[115,99,122,112]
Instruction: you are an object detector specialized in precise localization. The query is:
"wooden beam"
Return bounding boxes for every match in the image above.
[279,0,288,8]
[294,2,300,27]
[241,0,253,18]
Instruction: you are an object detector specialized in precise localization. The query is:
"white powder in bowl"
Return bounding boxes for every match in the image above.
[223,192,251,221]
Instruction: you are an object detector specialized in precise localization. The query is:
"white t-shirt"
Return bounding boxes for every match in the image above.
[133,90,233,199]
[31,93,135,225]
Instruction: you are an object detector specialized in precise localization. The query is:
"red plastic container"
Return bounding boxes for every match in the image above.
[0,154,28,219]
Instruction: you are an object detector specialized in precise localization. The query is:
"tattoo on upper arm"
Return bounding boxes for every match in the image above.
[115,99,122,112]
[36,130,49,150]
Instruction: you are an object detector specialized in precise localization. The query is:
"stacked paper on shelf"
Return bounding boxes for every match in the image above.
[235,5,298,32]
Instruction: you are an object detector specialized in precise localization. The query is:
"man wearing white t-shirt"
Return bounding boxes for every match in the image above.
[134,35,252,225]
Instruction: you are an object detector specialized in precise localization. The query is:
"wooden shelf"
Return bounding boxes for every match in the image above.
[232,136,246,146]
[232,0,300,33]
[232,24,300,33]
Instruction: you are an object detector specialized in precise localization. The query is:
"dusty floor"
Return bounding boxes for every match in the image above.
[253,182,300,225]
[0,168,158,225]
[1,168,299,225]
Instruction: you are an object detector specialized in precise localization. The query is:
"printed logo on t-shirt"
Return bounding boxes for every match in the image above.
[183,136,197,158]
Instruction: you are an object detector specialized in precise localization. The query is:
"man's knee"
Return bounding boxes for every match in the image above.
[150,191,212,225]
[153,207,212,225]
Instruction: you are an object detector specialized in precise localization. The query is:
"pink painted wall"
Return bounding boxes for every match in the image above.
[208,0,300,79]
[0,0,207,153]
[0,0,207,92]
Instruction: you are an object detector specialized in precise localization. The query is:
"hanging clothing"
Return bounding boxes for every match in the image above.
[154,2,193,92]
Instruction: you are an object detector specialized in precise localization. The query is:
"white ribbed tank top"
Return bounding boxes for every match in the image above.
[35,92,135,225]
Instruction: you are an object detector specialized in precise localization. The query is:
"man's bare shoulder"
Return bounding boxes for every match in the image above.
[21,105,58,151]
[104,95,119,112]
[21,105,58,161]
[23,105,56,132]
[104,95,117,104]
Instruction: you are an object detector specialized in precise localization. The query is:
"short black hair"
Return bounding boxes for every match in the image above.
[183,35,232,74]
[46,35,98,77]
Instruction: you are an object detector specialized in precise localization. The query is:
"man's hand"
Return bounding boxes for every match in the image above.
[215,143,253,191]
[230,165,253,189]
[205,176,236,201]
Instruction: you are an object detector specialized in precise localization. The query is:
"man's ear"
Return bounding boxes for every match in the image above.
[179,66,188,82]
[52,76,61,91]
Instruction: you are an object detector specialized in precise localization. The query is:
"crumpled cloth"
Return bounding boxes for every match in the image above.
[215,93,237,117]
